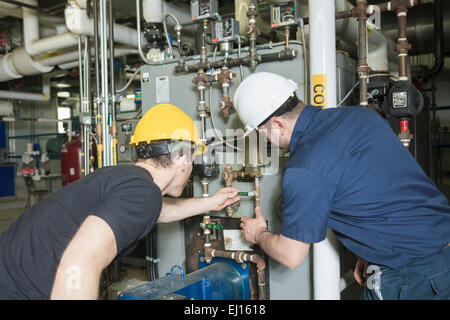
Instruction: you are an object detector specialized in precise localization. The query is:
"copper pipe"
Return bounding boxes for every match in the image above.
[204,247,266,299]
[284,27,290,48]
[205,248,265,270]
[203,215,212,263]
[221,165,245,216]
[355,0,370,106]
[216,67,236,117]
[257,268,266,300]
[246,0,260,70]
[395,10,411,80]
[254,176,261,208]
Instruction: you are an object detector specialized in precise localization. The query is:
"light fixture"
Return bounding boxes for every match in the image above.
[57,91,71,98]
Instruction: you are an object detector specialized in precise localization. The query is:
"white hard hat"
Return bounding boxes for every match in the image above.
[233,72,298,132]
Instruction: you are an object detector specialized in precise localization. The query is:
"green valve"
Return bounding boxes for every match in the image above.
[205,224,223,230]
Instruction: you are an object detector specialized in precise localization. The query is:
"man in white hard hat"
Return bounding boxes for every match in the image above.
[236,72,450,300]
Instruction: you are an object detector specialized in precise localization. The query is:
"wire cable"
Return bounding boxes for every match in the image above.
[116,66,142,94]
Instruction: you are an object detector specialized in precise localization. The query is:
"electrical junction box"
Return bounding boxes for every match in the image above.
[190,0,219,22]
[211,18,239,43]
[270,1,301,29]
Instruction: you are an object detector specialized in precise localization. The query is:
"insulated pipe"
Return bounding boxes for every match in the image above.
[21,0,77,56]
[0,74,50,101]
[0,2,65,26]
[0,101,13,116]
[143,0,163,23]
[136,0,154,64]
[309,0,340,300]
[66,0,145,49]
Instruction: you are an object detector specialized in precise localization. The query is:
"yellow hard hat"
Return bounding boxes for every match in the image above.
[130,103,206,155]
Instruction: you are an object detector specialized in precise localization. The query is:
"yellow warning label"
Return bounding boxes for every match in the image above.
[44,50,61,59]
[312,74,327,108]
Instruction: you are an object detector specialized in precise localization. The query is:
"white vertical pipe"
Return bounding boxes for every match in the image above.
[309,0,341,300]
[143,0,163,23]
[309,0,337,108]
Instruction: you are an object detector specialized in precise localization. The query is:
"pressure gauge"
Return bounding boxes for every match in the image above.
[191,0,219,22]
[271,1,301,29]
[119,144,127,153]
[211,18,239,43]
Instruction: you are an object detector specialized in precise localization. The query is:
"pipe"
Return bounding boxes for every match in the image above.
[109,0,118,166]
[254,175,260,208]
[143,0,163,23]
[136,0,153,64]
[0,100,13,116]
[100,0,112,167]
[309,0,340,300]
[66,0,145,49]
[23,7,79,56]
[396,10,410,80]
[94,0,102,169]
[163,14,182,58]
[246,0,259,70]
[204,247,266,300]
[221,164,245,216]
[93,0,100,119]
[216,66,236,117]
[175,47,298,74]
[339,268,355,292]
[421,0,444,81]
[0,74,50,101]
[0,2,65,26]
[379,2,450,56]
[334,0,394,73]
[355,0,370,106]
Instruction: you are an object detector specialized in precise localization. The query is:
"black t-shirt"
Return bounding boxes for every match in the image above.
[0,165,162,299]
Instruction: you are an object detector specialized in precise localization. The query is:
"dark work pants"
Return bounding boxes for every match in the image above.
[362,246,450,300]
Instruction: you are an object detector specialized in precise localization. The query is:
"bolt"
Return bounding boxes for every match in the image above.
[241,263,247,269]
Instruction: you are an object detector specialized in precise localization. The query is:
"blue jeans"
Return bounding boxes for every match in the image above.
[362,246,450,300]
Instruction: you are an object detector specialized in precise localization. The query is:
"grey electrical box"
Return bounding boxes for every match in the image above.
[190,0,219,22]
[211,18,239,44]
[270,1,301,29]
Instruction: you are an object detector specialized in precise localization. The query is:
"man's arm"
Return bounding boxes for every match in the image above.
[241,207,310,269]
[50,215,117,299]
[158,187,240,223]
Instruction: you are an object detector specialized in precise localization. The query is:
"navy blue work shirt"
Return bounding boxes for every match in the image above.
[281,105,450,268]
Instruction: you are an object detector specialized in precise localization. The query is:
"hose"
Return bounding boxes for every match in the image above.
[116,66,142,94]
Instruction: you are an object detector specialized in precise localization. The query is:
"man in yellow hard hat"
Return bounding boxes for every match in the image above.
[0,104,240,300]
